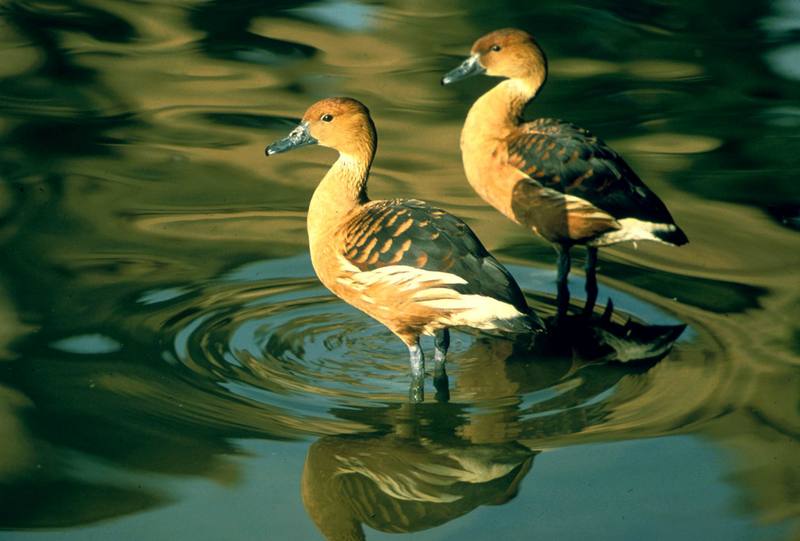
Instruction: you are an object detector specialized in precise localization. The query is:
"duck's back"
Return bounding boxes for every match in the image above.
[508,118,679,226]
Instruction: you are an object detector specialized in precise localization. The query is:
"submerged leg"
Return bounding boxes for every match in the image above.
[408,340,425,403]
[434,328,450,373]
[583,246,599,316]
[433,367,450,403]
[409,375,424,403]
[433,328,450,403]
[555,244,571,318]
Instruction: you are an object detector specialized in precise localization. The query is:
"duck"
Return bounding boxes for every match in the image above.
[264,97,543,387]
[441,28,688,317]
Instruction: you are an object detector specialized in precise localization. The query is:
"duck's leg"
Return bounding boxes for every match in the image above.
[408,340,425,403]
[433,328,450,402]
[583,246,599,316]
[555,244,571,318]
[433,367,450,403]
[433,328,450,374]
[408,340,425,378]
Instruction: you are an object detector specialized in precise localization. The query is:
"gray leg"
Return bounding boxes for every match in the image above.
[408,341,424,378]
[555,245,571,318]
[583,247,598,316]
[408,341,425,403]
[409,374,424,403]
[434,328,450,373]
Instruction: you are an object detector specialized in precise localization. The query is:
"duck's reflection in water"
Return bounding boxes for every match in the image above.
[302,305,685,539]
[537,300,686,365]
[412,300,686,403]
[302,403,535,541]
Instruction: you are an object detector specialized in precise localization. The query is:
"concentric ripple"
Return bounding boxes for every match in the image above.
[137,253,728,440]
[147,255,439,420]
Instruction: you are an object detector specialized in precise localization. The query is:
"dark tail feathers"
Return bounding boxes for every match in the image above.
[655,224,689,246]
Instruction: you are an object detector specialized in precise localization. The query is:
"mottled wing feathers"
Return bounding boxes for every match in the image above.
[342,199,471,272]
[508,118,677,224]
[341,199,529,314]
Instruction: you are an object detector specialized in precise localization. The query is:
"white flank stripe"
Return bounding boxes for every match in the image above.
[591,218,677,247]
[337,260,529,334]
[411,287,461,302]
[418,294,527,332]
[347,264,468,291]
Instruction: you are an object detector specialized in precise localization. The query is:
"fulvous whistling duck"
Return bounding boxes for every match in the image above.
[264,97,543,386]
[442,29,688,316]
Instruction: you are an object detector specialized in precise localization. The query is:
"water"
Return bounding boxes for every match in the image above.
[0,0,798,539]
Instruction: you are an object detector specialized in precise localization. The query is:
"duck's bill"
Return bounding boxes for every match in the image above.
[265,122,317,156]
[441,55,485,85]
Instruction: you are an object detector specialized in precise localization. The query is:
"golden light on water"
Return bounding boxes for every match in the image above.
[0,0,798,539]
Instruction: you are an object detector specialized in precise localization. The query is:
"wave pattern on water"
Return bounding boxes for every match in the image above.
[0,0,799,537]
[124,254,719,445]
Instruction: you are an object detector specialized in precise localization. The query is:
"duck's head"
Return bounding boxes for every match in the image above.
[441,28,547,85]
[265,97,376,158]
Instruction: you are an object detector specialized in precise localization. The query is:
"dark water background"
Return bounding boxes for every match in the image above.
[1,0,799,539]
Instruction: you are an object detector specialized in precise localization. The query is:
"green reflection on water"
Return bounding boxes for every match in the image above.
[0,0,798,539]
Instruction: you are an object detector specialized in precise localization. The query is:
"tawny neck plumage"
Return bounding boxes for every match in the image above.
[307,138,375,253]
[462,76,543,138]
[459,76,544,220]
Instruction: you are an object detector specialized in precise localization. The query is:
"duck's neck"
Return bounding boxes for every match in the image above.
[458,76,544,220]
[462,76,543,140]
[307,145,373,249]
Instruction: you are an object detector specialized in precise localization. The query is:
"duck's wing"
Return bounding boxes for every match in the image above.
[340,199,533,320]
[508,118,678,225]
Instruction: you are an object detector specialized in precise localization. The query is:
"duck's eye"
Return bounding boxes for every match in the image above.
[491,44,501,52]
[321,114,333,122]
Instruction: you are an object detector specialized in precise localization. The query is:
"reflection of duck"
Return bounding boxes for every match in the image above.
[300,305,683,538]
[442,29,688,316]
[450,303,686,444]
[426,300,686,405]
[301,407,535,541]
[538,300,687,365]
[265,97,542,385]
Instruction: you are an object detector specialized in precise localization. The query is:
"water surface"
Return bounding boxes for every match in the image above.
[0,0,799,539]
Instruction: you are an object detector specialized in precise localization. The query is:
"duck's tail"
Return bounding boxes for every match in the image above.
[524,310,546,334]
[654,224,689,246]
[499,312,545,352]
